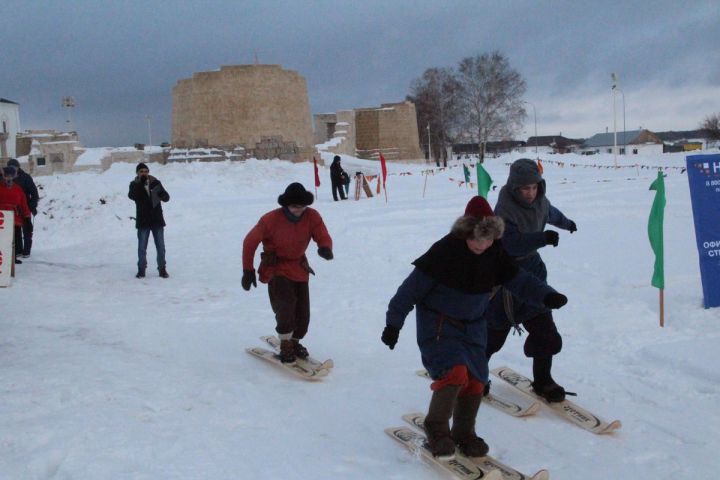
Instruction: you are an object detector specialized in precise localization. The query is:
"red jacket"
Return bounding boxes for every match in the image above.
[243,207,332,283]
[0,183,31,226]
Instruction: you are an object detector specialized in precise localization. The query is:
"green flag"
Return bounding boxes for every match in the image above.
[463,164,470,183]
[476,163,493,199]
[648,170,666,289]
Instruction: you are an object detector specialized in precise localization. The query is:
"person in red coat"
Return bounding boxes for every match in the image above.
[242,182,334,363]
[0,167,31,264]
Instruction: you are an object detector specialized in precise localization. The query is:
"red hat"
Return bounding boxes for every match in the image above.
[464,196,494,218]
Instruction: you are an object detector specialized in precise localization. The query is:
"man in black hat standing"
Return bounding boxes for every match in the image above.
[6,158,39,257]
[241,182,334,363]
[128,163,170,278]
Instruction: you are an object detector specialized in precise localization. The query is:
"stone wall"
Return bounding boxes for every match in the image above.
[172,64,316,161]
[315,101,423,161]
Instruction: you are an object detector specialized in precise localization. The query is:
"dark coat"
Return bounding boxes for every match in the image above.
[13,169,39,214]
[386,234,554,382]
[488,167,574,328]
[128,175,170,228]
[330,159,348,186]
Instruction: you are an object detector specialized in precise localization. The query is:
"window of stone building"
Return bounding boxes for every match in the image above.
[37,157,46,166]
[2,121,6,133]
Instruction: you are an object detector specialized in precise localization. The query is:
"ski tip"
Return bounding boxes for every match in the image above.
[602,419,622,433]
[530,469,550,480]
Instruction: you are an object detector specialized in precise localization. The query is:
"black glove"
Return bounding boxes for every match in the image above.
[544,230,559,247]
[381,325,400,350]
[318,246,334,260]
[543,292,568,309]
[567,221,577,233]
[241,269,257,291]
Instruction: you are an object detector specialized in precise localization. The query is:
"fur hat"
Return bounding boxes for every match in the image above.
[464,196,494,218]
[136,162,149,173]
[278,182,314,207]
[6,158,20,168]
[451,215,504,241]
[333,155,341,162]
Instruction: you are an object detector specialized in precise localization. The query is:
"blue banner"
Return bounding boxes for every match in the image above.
[686,154,720,308]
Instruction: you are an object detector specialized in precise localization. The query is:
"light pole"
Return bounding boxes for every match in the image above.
[611,73,618,167]
[524,100,538,156]
[616,87,626,154]
[145,114,153,147]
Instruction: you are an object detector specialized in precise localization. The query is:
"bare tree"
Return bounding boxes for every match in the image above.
[456,51,527,150]
[407,67,461,164]
[701,112,720,141]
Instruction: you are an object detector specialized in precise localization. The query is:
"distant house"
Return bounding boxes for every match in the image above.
[525,135,583,154]
[656,129,713,151]
[580,129,663,155]
[0,98,21,160]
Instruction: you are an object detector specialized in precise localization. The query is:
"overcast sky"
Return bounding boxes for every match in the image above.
[3,0,719,147]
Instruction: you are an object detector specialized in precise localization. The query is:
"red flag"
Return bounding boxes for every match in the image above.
[537,158,544,174]
[379,152,387,189]
[313,157,321,187]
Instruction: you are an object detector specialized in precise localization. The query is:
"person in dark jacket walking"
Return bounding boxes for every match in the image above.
[242,182,334,363]
[381,199,568,458]
[483,159,577,403]
[6,159,39,257]
[329,155,348,201]
[128,163,170,278]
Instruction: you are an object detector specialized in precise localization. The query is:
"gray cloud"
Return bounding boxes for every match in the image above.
[2,0,718,147]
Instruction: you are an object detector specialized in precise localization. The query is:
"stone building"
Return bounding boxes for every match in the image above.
[314,101,424,161]
[172,64,316,162]
[15,130,84,175]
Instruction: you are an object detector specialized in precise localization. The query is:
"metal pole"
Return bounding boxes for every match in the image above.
[618,88,626,154]
[611,73,618,167]
[145,115,153,147]
[523,101,538,156]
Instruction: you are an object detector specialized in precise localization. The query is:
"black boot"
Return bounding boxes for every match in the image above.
[424,385,461,459]
[292,338,309,359]
[451,394,489,458]
[136,268,145,278]
[279,339,296,364]
[532,356,566,402]
[159,267,169,278]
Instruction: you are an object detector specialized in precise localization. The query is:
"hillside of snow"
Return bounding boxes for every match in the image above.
[1,150,718,479]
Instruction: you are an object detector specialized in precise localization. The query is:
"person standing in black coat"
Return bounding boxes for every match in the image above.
[329,155,348,201]
[6,158,39,257]
[128,163,170,278]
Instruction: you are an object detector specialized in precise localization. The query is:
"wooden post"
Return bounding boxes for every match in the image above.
[659,289,665,328]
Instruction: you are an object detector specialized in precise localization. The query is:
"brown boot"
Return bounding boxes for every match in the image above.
[451,394,489,458]
[279,339,296,364]
[424,385,461,458]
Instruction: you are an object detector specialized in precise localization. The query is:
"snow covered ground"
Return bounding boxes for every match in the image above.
[1,149,718,479]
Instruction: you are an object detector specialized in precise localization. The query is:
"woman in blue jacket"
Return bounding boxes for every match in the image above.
[381,198,568,459]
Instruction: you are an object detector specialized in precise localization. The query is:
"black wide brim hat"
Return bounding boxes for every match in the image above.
[278,182,314,207]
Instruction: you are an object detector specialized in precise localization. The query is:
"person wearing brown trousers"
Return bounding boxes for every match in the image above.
[242,183,333,364]
[382,197,568,458]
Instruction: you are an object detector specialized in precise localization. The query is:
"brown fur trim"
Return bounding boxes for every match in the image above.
[451,215,504,240]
